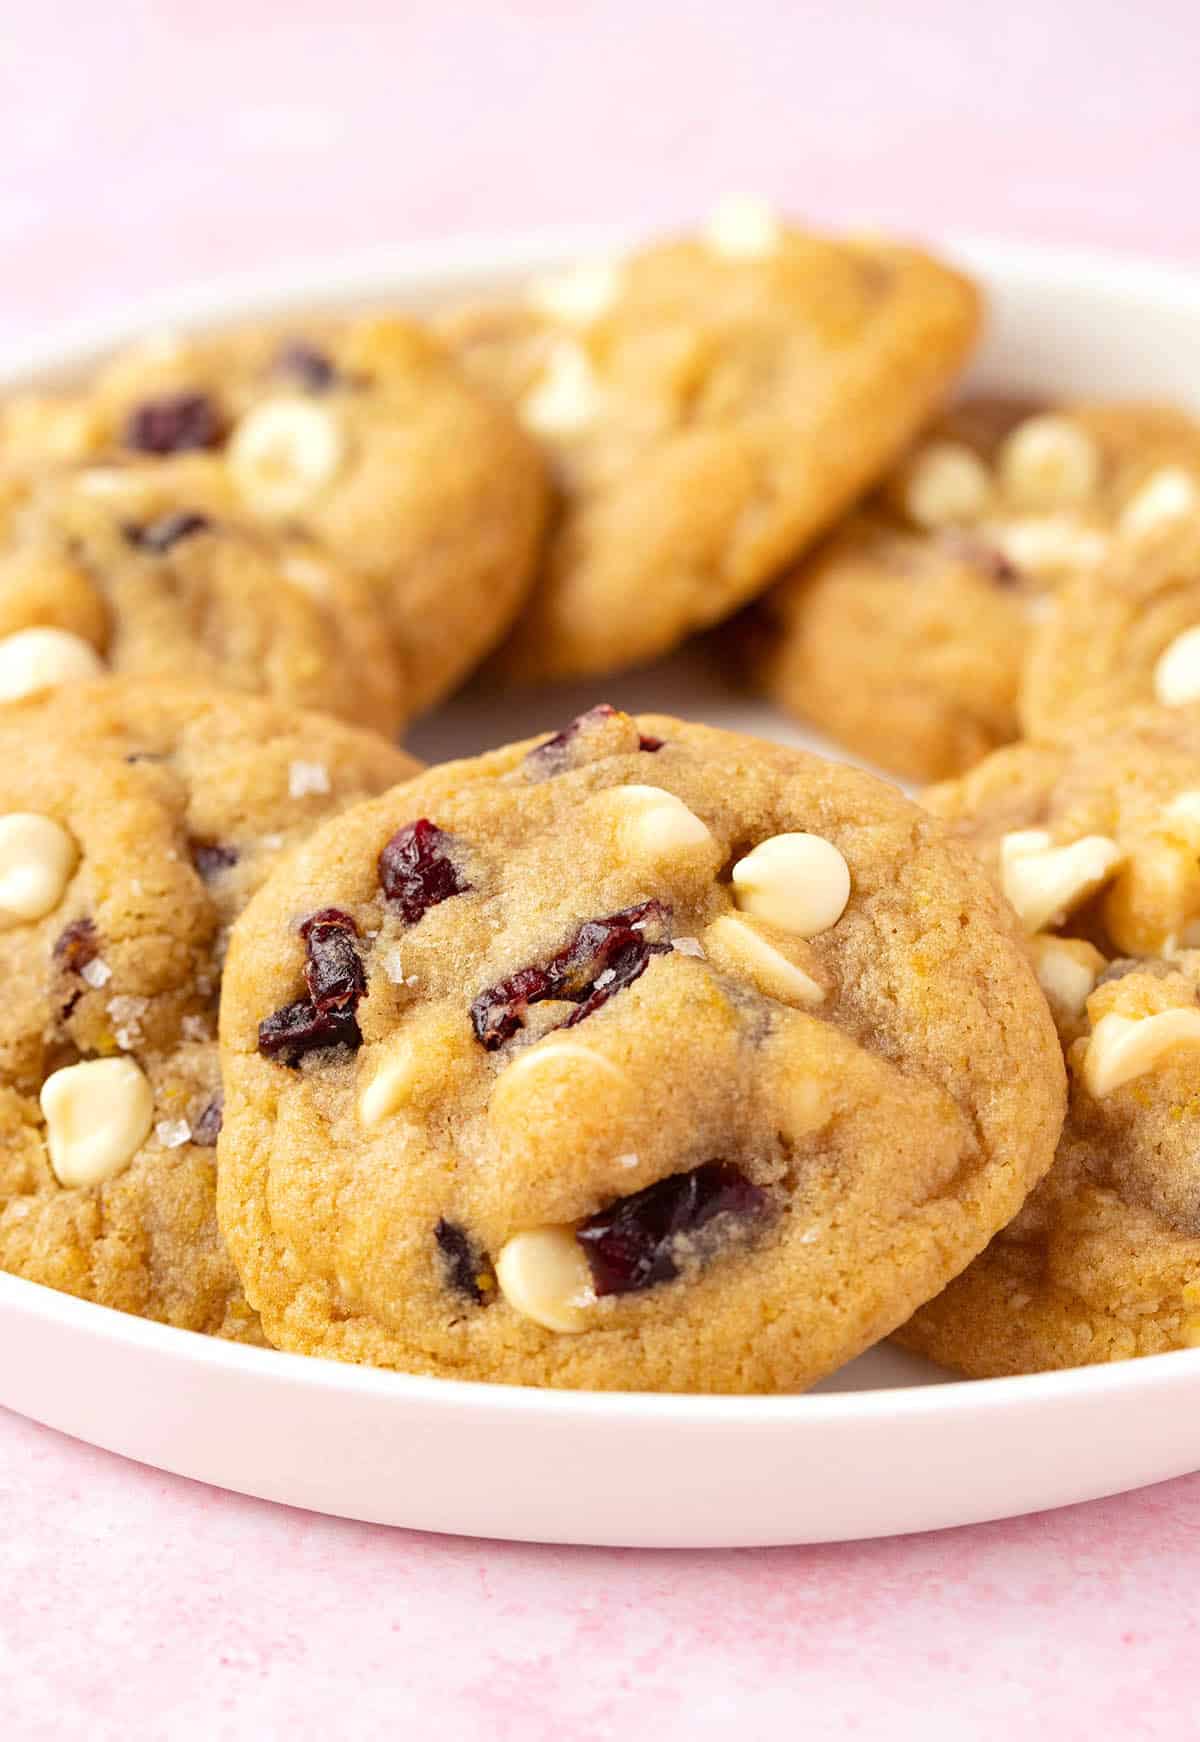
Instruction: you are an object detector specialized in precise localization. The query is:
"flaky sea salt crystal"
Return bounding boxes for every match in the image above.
[107,994,148,1050]
[288,760,331,798]
[80,957,112,988]
[672,936,705,958]
[381,945,418,988]
[155,1118,192,1150]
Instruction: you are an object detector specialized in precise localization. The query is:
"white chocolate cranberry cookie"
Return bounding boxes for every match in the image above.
[0,679,416,1336]
[0,463,406,732]
[1023,518,1200,738]
[1,316,550,713]
[438,208,981,683]
[901,706,1200,1373]
[741,397,1200,781]
[217,705,1063,1393]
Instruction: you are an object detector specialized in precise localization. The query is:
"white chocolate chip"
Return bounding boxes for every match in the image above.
[228,398,345,516]
[281,554,335,598]
[527,259,623,326]
[494,1225,595,1333]
[703,913,826,1007]
[358,1038,422,1128]
[606,785,715,863]
[998,414,1101,509]
[703,195,782,259]
[1155,627,1200,707]
[74,467,151,501]
[1166,790,1200,836]
[999,829,1122,933]
[0,628,104,704]
[731,833,850,939]
[1082,1008,1200,1098]
[288,760,330,798]
[902,442,991,529]
[0,814,79,927]
[520,341,602,436]
[489,1039,629,1134]
[986,515,1110,579]
[40,1057,155,1188]
[1030,936,1106,1021]
[1120,467,1200,541]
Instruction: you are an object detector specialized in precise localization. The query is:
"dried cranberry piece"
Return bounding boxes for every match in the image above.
[523,703,619,776]
[258,909,367,1066]
[274,340,339,392]
[637,734,665,753]
[471,963,553,1051]
[577,1162,766,1296]
[123,392,224,455]
[937,529,1021,588]
[378,820,470,924]
[434,1219,495,1306]
[257,997,362,1066]
[53,917,98,974]
[470,899,671,1049]
[300,908,366,1011]
[192,1096,223,1146]
[190,839,239,879]
[125,511,212,553]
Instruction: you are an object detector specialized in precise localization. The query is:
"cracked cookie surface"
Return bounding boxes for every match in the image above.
[0,679,416,1336]
[439,213,980,683]
[742,398,1200,781]
[217,707,1062,1392]
[1,315,550,715]
[902,706,1200,1373]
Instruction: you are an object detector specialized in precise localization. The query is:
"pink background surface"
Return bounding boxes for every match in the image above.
[4,3,1200,1736]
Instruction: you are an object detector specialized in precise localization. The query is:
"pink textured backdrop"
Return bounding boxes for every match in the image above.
[4,3,1200,1736]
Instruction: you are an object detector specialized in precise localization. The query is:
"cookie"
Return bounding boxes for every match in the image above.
[1023,518,1200,738]
[0,679,417,1337]
[217,705,1063,1393]
[901,707,1200,1374]
[1,315,550,713]
[438,204,981,683]
[742,397,1200,781]
[0,463,406,732]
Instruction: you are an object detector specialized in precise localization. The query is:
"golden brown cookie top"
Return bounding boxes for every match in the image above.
[738,505,1032,782]
[1023,517,1200,737]
[0,679,417,1335]
[0,461,407,733]
[742,396,1200,783]
[218,706,1063,1393]
[1,315,550,712]
[439,211,981,682]
[905,708,1200,1374]
[885,397,1200,582]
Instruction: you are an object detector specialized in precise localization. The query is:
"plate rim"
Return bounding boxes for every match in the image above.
[4,225,1200,1431]
[6,1263,1200,1424]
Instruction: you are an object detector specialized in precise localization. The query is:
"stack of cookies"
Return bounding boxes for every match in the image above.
[3,201,1199,1391]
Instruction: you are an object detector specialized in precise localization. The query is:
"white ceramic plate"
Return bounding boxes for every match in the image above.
[2,231,1200,1548]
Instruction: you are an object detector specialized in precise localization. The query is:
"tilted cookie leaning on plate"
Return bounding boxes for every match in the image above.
[0,679,416,1337]
[0,313,550,723]
[901,705,1200,1375]
[737,396,1200,781]
[437,202,980,683]
[216,706,1065,1393]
